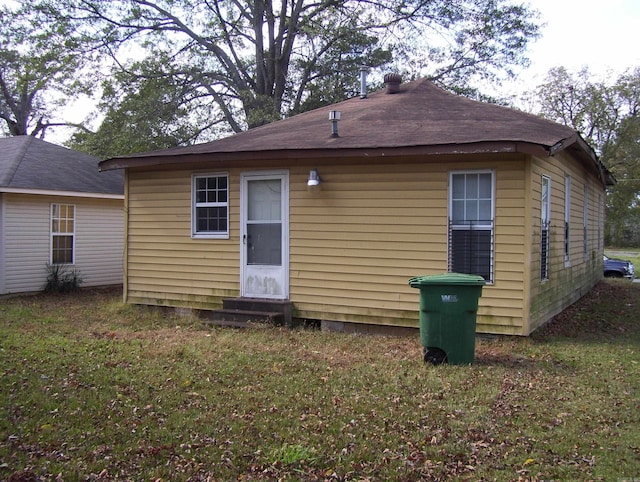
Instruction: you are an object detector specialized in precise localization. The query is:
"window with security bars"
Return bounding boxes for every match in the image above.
[51,204,75,264]
[449,221,494,280]
[448,171,494,282]
[564,175,571,265]
[192,174,229,238]
[583,184,588,260]
[541,175,551,281]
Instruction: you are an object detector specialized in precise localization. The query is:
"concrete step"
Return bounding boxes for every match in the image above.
[223,297,290,312]
[202,308,284,327]
[221,298,292,326]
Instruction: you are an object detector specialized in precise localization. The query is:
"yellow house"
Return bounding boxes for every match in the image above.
[100,77,614,336]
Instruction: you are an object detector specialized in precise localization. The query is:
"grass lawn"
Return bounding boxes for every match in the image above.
[1,280,639,481]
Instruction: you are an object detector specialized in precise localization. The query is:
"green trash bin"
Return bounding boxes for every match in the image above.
[408,273,485,365]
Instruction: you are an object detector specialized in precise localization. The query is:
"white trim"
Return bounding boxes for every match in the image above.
[0,187,123,200]
[50,203,76,265]
[448,169,495,283]
[598,193,602,253]
[583,183,588,260]
[541,175,551,281]
[191,172,230,239]
[564,175,571,267]
[240,170,289,299]
[541,175,551,225]
[448,169,496,226]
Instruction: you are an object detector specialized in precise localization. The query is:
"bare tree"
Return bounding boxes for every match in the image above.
[0,3,93,137]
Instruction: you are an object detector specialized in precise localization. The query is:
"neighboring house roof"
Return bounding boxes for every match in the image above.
[0,136,123,196]
[100,77,614,186]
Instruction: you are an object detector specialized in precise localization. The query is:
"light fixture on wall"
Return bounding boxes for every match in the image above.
[307,168,321,187]
[329,110,341,137]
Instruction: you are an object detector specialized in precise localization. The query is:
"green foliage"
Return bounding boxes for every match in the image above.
[44,263,83,293]
[68,56,216,158]
[1,282,639,480]
[0,2,93,137]
[533,67,640,247]
[20,0,541,145]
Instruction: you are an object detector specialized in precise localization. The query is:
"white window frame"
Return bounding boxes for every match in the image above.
[448,170,495,283]
[192,173,230,239]
[583,183,588,260]
[50,203,76,265]
[598,193,602,253]
[564,175,571,266]
[541,175,551,281]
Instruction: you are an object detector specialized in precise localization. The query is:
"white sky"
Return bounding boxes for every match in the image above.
[517,0,640,84]
[6,0,640,142]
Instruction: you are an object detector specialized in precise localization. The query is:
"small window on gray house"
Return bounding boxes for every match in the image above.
[192,174,229,238]
[448,171,494,282]
[51,203,75,264]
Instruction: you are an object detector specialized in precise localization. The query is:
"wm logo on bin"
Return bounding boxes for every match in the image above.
[441,294,458,303]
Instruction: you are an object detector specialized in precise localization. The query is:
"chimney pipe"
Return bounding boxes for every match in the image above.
[359,66,370,99]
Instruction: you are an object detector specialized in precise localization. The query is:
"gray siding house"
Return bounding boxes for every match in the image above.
[0,136,124,294]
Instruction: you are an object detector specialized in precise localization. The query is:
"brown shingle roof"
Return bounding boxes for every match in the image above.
[100,78,613,185]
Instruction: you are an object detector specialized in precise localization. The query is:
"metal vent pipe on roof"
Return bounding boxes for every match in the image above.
[384,73,402,94]
[359,65,370,99]
[329,110,341,137]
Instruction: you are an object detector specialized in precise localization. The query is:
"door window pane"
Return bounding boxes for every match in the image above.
[247,223,282,265]
[248,180,281,221]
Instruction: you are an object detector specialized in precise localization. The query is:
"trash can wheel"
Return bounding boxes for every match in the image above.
[423,347,447,365]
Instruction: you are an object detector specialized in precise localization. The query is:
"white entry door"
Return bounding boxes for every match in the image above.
[240,171,289,299]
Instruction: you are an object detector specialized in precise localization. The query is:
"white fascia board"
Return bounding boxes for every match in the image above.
[0,187,124,200]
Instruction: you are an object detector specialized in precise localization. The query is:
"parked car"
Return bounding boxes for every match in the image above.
[603,255,635,279]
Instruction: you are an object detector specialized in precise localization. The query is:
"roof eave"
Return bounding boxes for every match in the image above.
[0,187,125,199]
[559,134,616,187]
[99,141,552,172]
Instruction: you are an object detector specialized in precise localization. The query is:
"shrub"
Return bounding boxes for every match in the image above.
[44,263,83,293]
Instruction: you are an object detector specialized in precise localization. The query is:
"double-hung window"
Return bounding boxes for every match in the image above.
[192,174,229,238]
[583,184,588,260]
[51,203,75,264]
[564,175,571,265]
[541,176,551,281]
[448,171,494,282]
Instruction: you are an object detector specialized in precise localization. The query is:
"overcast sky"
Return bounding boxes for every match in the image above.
[4,0,639,142]
[520,0,640,83]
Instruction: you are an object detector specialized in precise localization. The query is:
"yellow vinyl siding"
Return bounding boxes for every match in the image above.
[289,156,527,335]
[528,152,605,332]
[125,152,607,336]
[126,170,240,308]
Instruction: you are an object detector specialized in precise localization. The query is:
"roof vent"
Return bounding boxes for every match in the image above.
[359,65,370,99]
[384,73,402,94]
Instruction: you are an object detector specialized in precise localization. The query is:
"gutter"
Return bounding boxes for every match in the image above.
[0,187,124,199]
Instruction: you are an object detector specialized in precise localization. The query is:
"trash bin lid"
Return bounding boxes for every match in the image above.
[409,273,486,288]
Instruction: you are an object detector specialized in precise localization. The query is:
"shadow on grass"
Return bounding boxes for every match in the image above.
[531,279,639,342]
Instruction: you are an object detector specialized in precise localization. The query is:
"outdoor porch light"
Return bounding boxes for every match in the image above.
[307,168,321,187]
[329,110,341,137]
